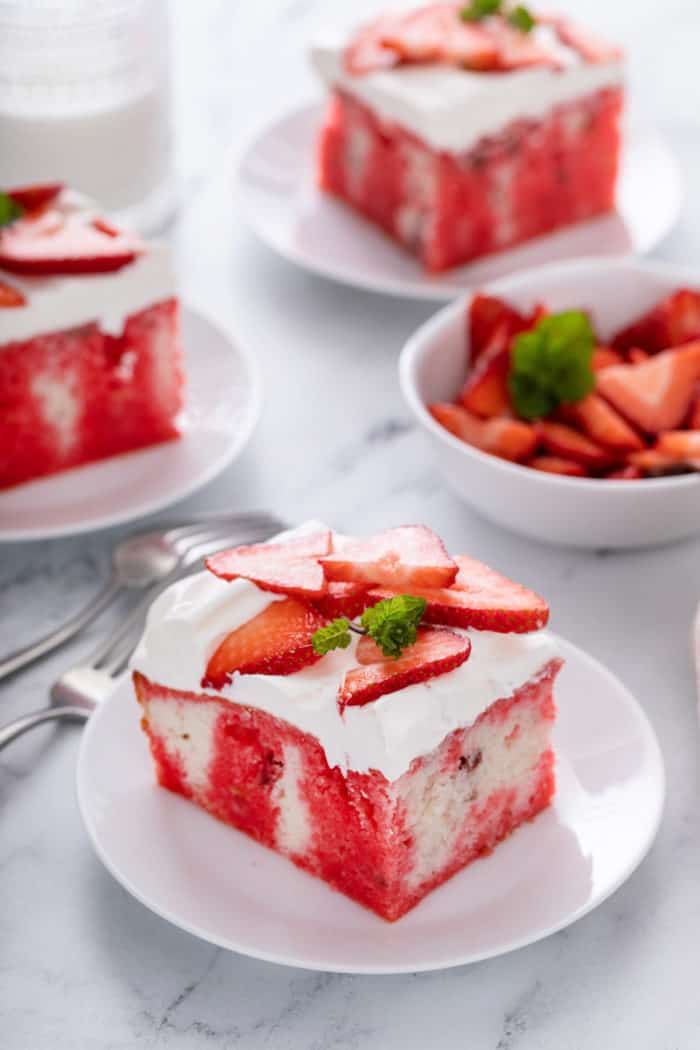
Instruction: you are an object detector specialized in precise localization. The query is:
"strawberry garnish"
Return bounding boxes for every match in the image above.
[596,342,700,434]
[468,294,542,364]
[339,626,471,710]
[560,393,644,454]
[0,280,25,308]
[369,554,549,633]
[688,387,700,430]
[0,207,143,275]
[627,449,690,477]
[605,464,643,481]
[459,330,511,417]
[206,530,332,599]
[7,183,64,212]
[430,402,537,462]
[654,430,700,465]
[528,456,588,478]
[549,16,622,64]
[534,420,611,469]
[202,597,326,689]
[612,290,700,354]
[313,581,371,620]
[320,525,457,590]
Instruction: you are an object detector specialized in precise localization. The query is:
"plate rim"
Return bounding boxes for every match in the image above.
[75,633,666,975]
[232,99,684,302]
[0,305,263,543]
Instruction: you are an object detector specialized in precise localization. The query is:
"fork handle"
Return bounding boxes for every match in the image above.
[0,577,121,683]
[0,705,90,751]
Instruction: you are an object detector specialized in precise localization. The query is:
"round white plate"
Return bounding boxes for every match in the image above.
[0,307,261,542]
[77,636,664,974]
[234,102,683,301]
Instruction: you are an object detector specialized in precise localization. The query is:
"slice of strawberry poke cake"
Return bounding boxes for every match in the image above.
[0,184,183,489]
[132,523,561,921]
[312,3,624,272]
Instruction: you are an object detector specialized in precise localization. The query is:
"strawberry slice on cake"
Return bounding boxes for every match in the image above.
[133,523,561,922]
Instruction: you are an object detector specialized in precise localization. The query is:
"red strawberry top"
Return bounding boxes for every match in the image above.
[343,4,621,76]
[0,183,144,278]
[203,525,549,709]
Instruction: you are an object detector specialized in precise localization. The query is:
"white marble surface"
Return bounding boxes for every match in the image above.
[2,1,700,1046]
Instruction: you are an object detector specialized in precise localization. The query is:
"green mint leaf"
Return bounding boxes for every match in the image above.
[360,595,427,660]
[460,0,501,22]
[312,618,352,656]
[507,5,535,32]
[0,192,22,229]
[508,311,595,421]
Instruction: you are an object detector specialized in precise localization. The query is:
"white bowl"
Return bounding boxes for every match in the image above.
[400,257,700,549]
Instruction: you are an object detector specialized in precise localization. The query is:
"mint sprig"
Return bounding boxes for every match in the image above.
[507,5,535,32]
[0,192,22,229]
[312,595,427,660]
[508,311,595,420]
[460,0,535,31]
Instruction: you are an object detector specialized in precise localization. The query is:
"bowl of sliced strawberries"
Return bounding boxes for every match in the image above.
[400,258,700,548]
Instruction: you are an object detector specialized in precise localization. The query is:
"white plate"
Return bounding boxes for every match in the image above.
[0,308,262,542]
[77,636,664,974]
[234,102,683,301]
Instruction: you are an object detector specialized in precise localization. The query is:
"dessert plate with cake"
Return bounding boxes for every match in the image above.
[234,3,681,300]
[76,523,664,972]
[0,184,261,541]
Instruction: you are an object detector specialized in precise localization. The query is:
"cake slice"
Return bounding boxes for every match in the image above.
[0,184,183,489]
[312,4,624,272]
[132,523,561,921]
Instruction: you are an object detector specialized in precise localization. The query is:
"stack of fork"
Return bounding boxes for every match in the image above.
[0,511,285,750]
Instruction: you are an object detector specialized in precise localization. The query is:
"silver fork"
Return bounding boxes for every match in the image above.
[0,515,286,750]
[0,510,284,682]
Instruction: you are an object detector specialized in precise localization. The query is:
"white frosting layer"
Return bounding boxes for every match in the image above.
[310,26,624,155]
[0,192,175,345]
[131,568,558,782]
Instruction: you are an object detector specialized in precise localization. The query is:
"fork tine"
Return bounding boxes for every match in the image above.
[88,521,284,673]
[162,511,286,548]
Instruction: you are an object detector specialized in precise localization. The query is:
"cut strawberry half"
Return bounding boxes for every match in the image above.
[320,525,457,590]
[339,626,471,710]
[612,290,700,354]
[560,393,644,453]
[596,342,700,433]
[380,6,499,70]
[206,530,332,599]
[528,456,588,478]
[313,581,371,620]
[7,183,64,212]
[0,207,143,275]
[605,464,643,480]
[344,14,404,74]
[592,347,625,372]
[550,16,622,63]
[655,430,700,463]
[468,294,542,364]
[688,386,700,429]
[627,449,691,477]
[459,328,511,418]
[369,554,549,633]
[430,402,537,462]
[202,597,326,689]
[0,280,25,308]
[534,420,612,468]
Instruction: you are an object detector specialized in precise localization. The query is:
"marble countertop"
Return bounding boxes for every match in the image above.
[2,1,700,1046]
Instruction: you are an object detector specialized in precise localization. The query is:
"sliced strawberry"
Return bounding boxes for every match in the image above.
[380,6,499,70]
[605,464,643,480]
[627,348,650,365]
[613,290,700,354]
[430,402,537,462]
[486,17,560,70]
[0,280,25,308]
[203,597,326,689]
[627,449,690,477]
[313,581,370,620]
[561,393,644,453]
[528,456,588,478]
[339,626,471,710]
[320,525,457,590]
[7,183,64,212]
[592,347,625,371]
[0,207,143,275]
[206,530,332,599]
[469,294,541,364]
[688,386,700,429]
[343,15,402,74]
[596,342,700,433]
[534,420,612,468]
[369,554,549,633]
[550,16,622,63]
[459,325,511,418]
[655,430,700,463]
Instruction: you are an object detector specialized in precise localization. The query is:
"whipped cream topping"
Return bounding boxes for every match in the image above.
[0,190,174,345]
[131,554,559,782]
[310,23,624,155]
